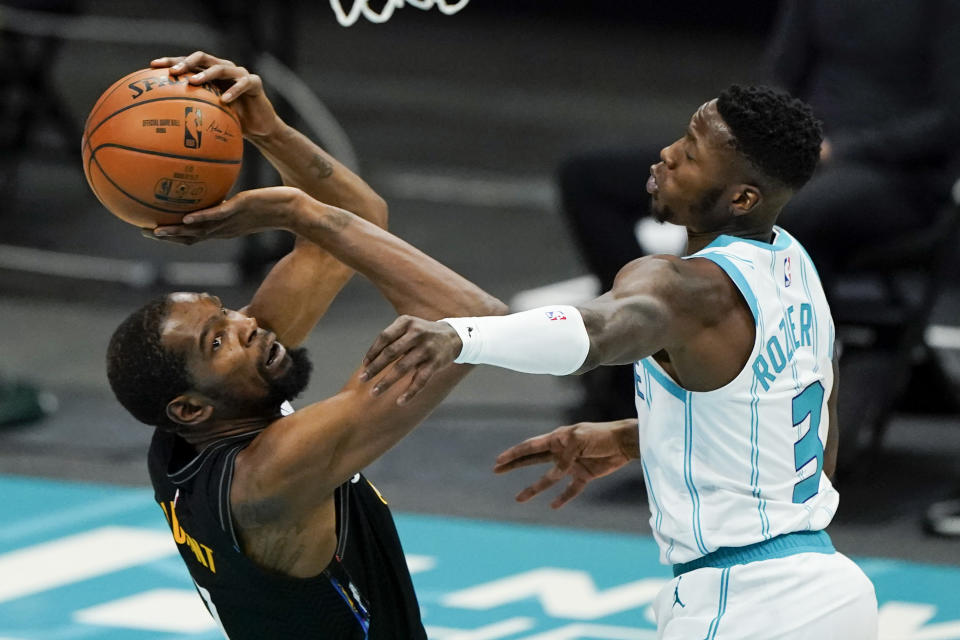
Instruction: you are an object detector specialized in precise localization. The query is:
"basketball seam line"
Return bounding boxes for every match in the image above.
[84,152,105,205]
[84,68,148,135]
[91,143,243,165]
[89,152,214,216]
[82,95,241,155]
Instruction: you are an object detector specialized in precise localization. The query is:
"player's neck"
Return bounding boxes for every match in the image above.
[179,415,275,450]
[684,223,775,255]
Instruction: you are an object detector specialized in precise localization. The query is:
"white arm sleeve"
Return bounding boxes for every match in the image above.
[439,305,590,375]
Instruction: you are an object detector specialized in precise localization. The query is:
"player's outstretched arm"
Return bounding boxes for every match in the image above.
[360,254,728,401]
[151,52,387,348]
[493,419,639,509]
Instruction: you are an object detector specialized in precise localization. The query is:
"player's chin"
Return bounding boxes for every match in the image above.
[260,352,293,382]
[650,204,670,224]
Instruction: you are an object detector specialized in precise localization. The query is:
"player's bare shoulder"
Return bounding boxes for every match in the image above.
[613,254,745,326]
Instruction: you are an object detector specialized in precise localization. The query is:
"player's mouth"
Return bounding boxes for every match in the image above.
[262,333,289,377]
[647,165,660,196]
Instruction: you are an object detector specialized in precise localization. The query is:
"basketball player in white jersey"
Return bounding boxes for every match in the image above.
[359,85,879,638]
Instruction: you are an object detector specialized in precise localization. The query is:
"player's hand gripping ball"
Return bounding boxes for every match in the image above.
[81,68,243,228]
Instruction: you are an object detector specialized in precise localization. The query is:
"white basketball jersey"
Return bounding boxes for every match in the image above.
[635,227,838,565]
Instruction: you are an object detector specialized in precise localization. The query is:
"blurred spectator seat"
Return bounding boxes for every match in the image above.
[0,1,83,196]
[834,178,960,474]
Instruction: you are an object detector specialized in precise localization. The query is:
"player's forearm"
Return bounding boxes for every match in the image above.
[291,194,506,320]
[615,418,641,458]
[435,296,668,378]
[249,120,387,229]
[577,295,672,371]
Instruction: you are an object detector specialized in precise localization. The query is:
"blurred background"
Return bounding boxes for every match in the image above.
[2,0,959,636]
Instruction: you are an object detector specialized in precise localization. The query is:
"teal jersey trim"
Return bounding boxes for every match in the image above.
[704,567,731,640]
[749,369,771,540]
[641,459,663,536]
[642,359,686,401]
[684,393,709,556]
[698,253,760,325]
[672,530,835,577]
[702,226,793,252]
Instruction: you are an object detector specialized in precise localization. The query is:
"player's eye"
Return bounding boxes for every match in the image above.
[212,335,222,351]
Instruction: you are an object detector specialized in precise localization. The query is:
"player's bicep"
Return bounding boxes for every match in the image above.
[323,362,473,478]
[243,241,354,347]
[578,295,673,367]
[236,360,472,509]
[577,258,690,368]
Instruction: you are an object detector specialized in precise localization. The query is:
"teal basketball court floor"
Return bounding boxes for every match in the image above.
[2,475,959,639]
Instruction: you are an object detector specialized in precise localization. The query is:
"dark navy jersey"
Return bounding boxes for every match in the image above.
[147,428,426,639]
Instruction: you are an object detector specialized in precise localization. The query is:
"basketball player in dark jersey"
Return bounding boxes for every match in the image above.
[106,51,506,639]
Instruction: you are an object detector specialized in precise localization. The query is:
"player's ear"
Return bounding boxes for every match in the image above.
[166,393,214,426]
[729,184,761,216]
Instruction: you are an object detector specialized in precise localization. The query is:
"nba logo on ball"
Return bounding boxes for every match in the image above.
[184,107,203,149]
[784,256,792,287]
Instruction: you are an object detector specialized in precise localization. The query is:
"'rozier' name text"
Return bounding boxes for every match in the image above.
[752,303,814,392]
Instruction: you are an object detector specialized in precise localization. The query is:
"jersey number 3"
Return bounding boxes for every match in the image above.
[791,381,825,504]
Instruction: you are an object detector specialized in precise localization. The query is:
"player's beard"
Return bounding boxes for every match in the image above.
[651,200,672,223]
[262,346,313,407]
[209,347,313,416]
[651,186,724,226]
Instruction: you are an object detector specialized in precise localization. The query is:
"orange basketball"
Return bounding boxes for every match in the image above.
[82,68,244,228]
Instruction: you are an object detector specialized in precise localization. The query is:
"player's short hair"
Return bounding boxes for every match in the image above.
[107,294,191,430]
[716,85,822,191]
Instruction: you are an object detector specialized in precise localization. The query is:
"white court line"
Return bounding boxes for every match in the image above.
[406,554,437,574]
[164,261,241,287]
[0,244,240,287]
[0,170,553,285]
[73,589,216,633]
[0,491,149,545]
[520,624,657,640]
[926,325,960,350]
[425,617,536,640]
[0,244,157,287]
[376,169,556,211]
[0,526,175,604]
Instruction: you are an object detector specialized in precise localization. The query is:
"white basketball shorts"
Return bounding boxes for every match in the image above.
[653,547,877,639]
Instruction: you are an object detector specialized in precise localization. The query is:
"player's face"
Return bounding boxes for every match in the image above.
[160,293,311,417]
[646,99,741,231]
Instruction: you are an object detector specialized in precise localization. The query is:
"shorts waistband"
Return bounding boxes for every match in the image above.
[672,530,834,577]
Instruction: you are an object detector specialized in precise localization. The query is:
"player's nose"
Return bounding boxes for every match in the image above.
[238,314,259,346]
[660,143,677,169]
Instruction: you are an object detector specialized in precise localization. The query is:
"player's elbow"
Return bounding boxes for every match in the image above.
[479,295,509,317]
